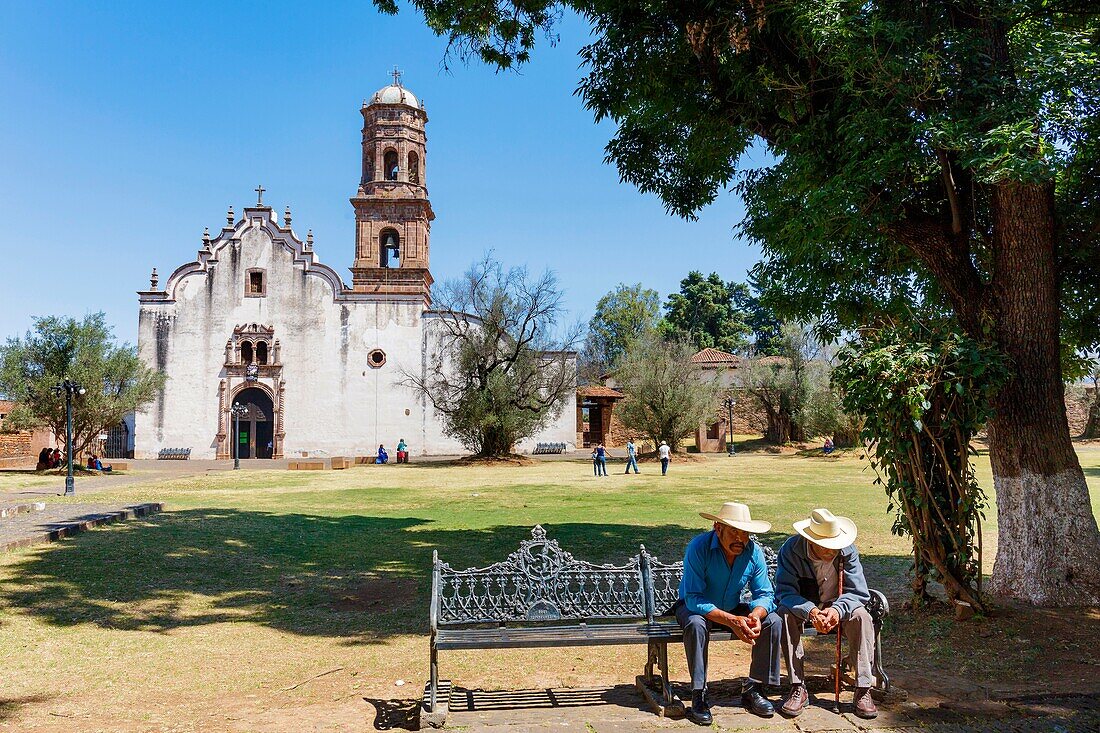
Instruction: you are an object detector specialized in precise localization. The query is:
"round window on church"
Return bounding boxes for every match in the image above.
[368,349,387,368]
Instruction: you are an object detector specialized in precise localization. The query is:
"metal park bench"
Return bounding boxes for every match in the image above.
[157,448,191,460]
[532,442,566,454]
[422,525,893,728]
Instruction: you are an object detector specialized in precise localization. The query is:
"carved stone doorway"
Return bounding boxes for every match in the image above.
[231,387,274,459]
[216,323,285,459]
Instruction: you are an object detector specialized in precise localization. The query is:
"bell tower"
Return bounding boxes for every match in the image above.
[350,70,435,302]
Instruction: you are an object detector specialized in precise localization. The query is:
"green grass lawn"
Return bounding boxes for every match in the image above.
[1,448,1098,730]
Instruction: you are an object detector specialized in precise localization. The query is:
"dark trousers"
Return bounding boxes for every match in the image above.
[675,600,783,691]
[660,458,669,475]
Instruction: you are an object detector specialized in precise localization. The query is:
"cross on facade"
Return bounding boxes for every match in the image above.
[254,184,266,205]
[391,66,403,86]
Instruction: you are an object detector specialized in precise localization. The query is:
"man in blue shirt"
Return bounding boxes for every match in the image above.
[675,502,782,724]
[624,439,639,474]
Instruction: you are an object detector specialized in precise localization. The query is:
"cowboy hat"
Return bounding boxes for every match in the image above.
[699,502,771,534]
[794,508,857,550]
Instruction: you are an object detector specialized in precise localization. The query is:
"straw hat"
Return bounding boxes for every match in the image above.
[699,502,771,534]
[793,508,857,550]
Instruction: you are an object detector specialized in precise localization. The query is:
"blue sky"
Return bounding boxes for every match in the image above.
[0,1,758,345]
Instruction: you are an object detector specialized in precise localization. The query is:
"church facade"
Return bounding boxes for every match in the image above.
[134,80,577,459]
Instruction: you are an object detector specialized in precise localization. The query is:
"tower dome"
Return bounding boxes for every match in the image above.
[368,83,422,110]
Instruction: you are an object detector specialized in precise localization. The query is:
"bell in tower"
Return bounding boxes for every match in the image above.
[350,69,435,303]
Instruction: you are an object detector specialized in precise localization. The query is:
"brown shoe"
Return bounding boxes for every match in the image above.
[853,687,878,719]
[780,683,808,718]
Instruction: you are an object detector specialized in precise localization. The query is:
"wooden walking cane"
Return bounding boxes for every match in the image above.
[834,564,845,714]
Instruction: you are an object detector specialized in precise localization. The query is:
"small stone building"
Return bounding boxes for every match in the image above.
[135,78,576,459]
[580,347,767,452]
[0,401,54,468]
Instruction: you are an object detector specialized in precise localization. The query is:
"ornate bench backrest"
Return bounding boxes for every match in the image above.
[432,525,646,627]
[643,537,779,617]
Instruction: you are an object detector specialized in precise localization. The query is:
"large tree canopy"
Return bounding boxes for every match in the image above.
[381,0,1100,604]
[0,313,165,459]
[661,271,751,353]
[582,282,661,377]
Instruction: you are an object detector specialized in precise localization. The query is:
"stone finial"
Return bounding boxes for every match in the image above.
[202,227,211,249]
[284,206,292,227]
[150,267,159,291]
[305,229,314,251]
[226,206,235,227]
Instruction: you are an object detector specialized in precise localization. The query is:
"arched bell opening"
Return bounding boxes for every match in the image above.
[384,150,399,181]
[380,229,400,268]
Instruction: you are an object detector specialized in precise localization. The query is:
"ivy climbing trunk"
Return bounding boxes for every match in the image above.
[984,183,1100,606]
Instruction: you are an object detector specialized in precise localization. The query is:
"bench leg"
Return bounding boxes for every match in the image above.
[637,641,684,718]
[872,626,889,691]
[419,643,449,729]
[658,642,674,705]
[430,643,438,710]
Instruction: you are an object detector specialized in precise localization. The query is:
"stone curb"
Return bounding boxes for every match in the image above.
[0,501,47,520]
[0,502,164,552]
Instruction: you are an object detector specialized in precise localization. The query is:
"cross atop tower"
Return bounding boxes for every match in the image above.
[254,184,265,205]
[391,66,403,86]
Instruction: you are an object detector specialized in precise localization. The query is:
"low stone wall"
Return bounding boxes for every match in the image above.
[603,396,769,448]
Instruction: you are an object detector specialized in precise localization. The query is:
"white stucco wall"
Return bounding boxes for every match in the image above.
[135,208,575,458]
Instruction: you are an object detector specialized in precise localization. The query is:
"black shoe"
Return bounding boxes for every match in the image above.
[741,682,774,718]
[686,689,712,726]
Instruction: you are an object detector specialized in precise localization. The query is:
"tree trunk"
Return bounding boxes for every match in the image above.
[986,182,1100,605]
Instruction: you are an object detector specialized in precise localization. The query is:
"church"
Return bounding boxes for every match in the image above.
[134,78,577,459]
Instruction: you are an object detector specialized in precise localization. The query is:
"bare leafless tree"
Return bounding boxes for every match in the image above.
[403,256,580,456]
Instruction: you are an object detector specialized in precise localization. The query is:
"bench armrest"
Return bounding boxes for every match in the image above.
[866,588,889,625]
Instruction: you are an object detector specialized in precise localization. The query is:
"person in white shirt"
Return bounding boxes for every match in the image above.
[658,441,671,475]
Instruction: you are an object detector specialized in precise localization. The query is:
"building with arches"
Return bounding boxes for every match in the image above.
[134,78,577,459]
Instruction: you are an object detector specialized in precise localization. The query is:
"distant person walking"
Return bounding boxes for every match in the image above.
[596,444,608,476]
[396,438,409,463]
[659,441,671,476]
[624,439,639,474]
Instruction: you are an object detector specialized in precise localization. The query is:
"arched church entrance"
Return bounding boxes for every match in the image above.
[233,387,275,459]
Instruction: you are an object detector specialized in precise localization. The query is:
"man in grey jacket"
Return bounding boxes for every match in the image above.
[775,508,876,719]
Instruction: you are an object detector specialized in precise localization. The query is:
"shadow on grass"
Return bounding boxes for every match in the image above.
[0,510,914,646]
[0,511,701,640]
[0,694,55,723]
[1084,466,1100,478]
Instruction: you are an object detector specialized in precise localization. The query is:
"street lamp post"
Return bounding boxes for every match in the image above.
[51,379,86,496]
[230,402,248,470]
[723,395,736,456]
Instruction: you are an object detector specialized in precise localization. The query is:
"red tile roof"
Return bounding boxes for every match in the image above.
[691,347,742,365]
[577,386,625,399]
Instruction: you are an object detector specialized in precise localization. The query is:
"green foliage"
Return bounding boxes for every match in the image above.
[661,271,750,354]
[383,0,1100,358]
[0,313,166,457]
[734,271,783,356]
[742,322,843,444]
[614,332,722,452]
[582,282,661,377]
[834,324,1008,611]
[403,257,579,456]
